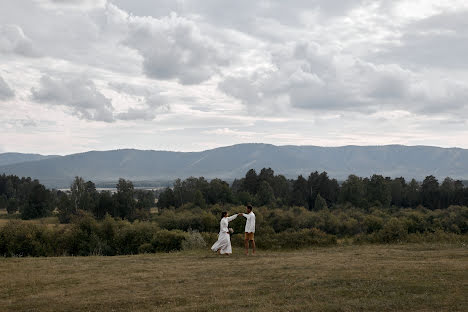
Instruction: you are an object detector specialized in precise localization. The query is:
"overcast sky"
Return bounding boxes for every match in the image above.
[1,0,467,155]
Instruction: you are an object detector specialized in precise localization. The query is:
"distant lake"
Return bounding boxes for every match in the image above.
[58,187,165,193]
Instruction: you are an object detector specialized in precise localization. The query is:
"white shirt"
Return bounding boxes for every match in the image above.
[242,212,256,233]
[219,215,237,233]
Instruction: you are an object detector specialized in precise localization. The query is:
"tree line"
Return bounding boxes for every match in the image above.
[1,170,468,222]
[157,169,468,211]
[0,175,155,221]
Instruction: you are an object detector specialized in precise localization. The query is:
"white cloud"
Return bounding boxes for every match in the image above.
[32,75,115,122]
[1,0,468,154]
[123,12,229,84]
[0,24,39,57]
[0,75,15,100]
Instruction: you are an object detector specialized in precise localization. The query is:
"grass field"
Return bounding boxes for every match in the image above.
[1,244,467,311]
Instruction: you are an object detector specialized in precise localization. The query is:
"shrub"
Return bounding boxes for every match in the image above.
[151,230,186,252]
[376,218,408,243]
[0,221,55,257]
[363,215,384,234]
[181,229,206,250]
[138,243,154,254]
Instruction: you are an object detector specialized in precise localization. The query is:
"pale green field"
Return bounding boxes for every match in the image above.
[1,244,467,311]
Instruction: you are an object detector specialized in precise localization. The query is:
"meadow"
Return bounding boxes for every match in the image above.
[1,243,467,311]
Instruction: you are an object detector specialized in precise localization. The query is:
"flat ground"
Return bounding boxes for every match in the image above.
[0,244,467,312]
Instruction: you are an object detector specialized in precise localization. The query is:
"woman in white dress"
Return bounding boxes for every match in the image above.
[211,211,238,255]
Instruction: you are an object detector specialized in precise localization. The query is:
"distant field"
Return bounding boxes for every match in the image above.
[1,244,467,311]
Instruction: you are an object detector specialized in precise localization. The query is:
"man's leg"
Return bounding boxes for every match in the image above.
[251,240,256,254]
[244,239,249,255]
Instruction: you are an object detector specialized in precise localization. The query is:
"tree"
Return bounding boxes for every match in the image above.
[256,180,275,206]
[314,194,328,211]
[157,188,176,209]
[390,177,405,207]
[21,183,51,219]
[404,179,420,207]
[339,175,366,208]
[421,175,440,210]
[440,177,455,209]
[96,191,113,219]
[57,192,73,223]
[0,194,7,210]
[6,198,18,214]
[308,171,339,209]
[243,169,259,195]
[366,174,391,207]
[271,174,290,204]
[258,168,275,186]
[193,190,206,209]
[135,190,156,211]
[115,178,135,219]
[207,179,232,204]
[290,175,309,208]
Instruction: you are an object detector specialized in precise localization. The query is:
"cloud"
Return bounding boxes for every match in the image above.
[32,75,115,122]
[116,107,154,121]
[0,24,39,57]
[123,12,229,84]
[34,0,106,10]
[109,81,170,120]
[2,0,468,154]
[0,75,15,100]
[376,10,468,69]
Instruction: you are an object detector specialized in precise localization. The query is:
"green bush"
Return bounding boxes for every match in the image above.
[376,218,408,243]
[151,229,186,252]
[0,221,55,257]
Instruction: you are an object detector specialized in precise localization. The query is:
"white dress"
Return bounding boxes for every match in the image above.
[211,215,238,254]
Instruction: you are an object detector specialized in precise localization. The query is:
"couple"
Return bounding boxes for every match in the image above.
[211,205,256,256]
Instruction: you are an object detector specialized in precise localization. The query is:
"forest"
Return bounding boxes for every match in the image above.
[0,169,467,257]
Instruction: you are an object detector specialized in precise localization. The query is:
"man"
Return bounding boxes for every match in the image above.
[238,205,256,255]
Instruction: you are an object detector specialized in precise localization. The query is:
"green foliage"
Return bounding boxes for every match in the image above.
[314,194,328,211]
[7,198,18,214]
[256,180,275,206]
[377,218,408,243]
[115,178,136,219]
[21,183,52,219]
[151,230,186,252]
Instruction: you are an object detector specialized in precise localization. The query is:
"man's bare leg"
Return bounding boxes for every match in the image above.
[244,239,249,255]
[251,240,256,255]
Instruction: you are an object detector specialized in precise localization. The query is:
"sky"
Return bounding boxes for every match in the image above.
[0,0,467,155]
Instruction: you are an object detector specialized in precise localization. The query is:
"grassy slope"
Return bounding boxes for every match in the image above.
[1,244,467,312]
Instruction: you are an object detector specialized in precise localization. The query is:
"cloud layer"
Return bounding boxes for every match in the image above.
[1,0,467,154]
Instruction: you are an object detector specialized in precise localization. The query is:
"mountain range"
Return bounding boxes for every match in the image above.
[1,144,467,188]
[0,153,59,167]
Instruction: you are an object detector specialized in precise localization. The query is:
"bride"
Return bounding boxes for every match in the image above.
[211,211,237,255]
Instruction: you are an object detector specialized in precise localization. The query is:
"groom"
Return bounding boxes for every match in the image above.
[238,205,256,255]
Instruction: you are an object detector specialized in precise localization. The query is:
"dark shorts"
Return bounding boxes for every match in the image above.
[245,232,254,241]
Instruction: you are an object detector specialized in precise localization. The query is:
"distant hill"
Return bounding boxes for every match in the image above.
[1,144,467,188]
[0,153,59,167]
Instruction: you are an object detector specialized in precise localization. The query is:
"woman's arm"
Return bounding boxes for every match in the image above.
[227,214,238,222]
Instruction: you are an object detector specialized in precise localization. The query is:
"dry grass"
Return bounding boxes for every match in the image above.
[0,244,467,311]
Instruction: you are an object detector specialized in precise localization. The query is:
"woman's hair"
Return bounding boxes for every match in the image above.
[221,211,227,219]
